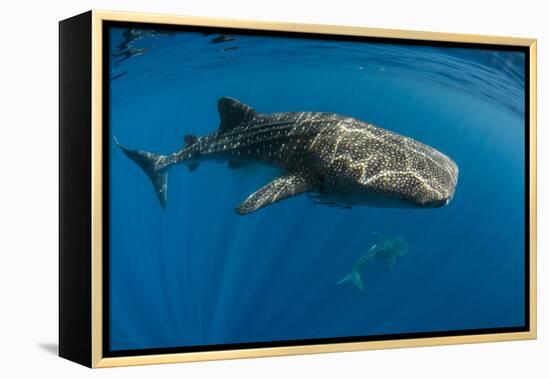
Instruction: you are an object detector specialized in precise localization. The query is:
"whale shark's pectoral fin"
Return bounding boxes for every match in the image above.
[236,173,313,215]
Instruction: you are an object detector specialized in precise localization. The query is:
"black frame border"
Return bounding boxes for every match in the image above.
[101,20,531,359]
[59,11,93,367]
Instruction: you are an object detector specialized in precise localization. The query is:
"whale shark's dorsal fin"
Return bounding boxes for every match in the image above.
[217,97,257,132]
[235,173,313,215]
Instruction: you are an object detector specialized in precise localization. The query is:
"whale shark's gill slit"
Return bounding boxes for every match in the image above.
[115,138,169,209]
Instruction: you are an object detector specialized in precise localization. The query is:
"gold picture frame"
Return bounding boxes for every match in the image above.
[59,10,537,368]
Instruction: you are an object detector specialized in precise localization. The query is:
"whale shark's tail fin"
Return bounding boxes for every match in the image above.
[115,137,168,209]
[337,270,364,291]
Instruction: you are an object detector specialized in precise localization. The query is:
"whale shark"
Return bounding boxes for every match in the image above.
[337,233,409,291]
[116,97,458,214]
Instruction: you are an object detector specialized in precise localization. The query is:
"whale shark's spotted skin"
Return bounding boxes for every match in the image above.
[117,97,458,214]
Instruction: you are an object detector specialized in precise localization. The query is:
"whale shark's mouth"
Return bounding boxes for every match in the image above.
[426,198,449,208]
[424,194,453,208]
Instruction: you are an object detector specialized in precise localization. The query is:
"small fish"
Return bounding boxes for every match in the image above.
[337,233,409,291]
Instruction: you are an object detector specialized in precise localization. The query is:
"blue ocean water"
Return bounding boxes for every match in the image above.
[108,27,526,351]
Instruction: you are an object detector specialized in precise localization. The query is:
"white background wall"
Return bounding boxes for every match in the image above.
[0,0,547,376]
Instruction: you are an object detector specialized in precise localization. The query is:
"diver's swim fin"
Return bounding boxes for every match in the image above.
[337,270,364,291]
[115,137,168,209]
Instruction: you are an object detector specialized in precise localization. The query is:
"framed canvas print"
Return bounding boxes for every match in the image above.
[59,10,537,368]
